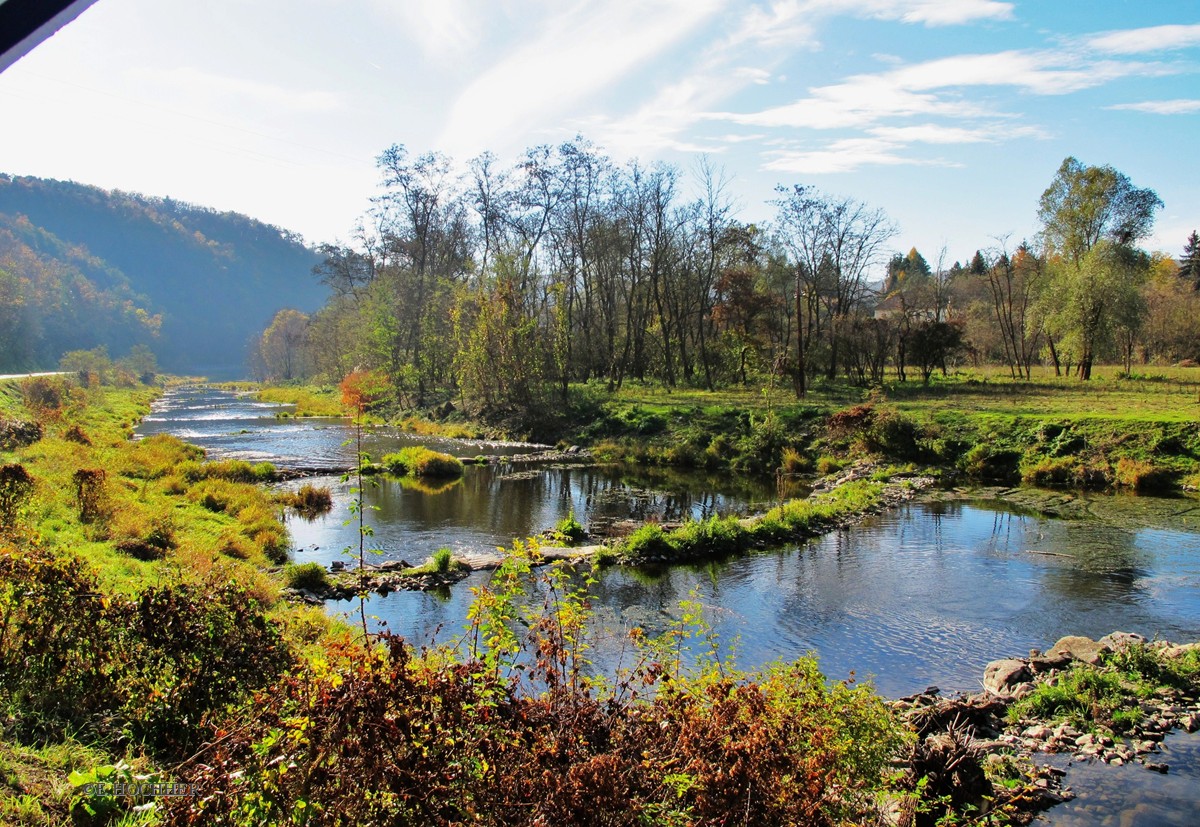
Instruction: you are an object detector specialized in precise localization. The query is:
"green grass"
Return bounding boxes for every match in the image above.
[381,446,465,478]
[1007,644,1200,733]
[618,480,884,564]
[256,384,346,417]
[284,561,329,591]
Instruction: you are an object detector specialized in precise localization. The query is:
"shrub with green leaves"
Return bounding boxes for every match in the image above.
[0,548,292,758]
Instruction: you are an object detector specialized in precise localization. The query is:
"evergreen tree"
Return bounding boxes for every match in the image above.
[1179,230,1200,290]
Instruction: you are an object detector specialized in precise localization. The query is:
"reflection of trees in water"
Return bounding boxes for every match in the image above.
[1035,521,1150,607]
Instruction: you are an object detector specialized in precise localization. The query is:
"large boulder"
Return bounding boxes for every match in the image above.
[983,659,1032,697]
[1048,635,1111,666]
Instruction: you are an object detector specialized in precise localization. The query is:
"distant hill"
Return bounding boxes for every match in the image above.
[0,174,326,374]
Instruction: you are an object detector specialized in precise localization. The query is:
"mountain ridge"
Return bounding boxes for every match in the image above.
[0,173,327,374]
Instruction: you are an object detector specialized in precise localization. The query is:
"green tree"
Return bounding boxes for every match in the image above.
[258,309,310,381]
[1179,230,1200,290]
[1037,158,1162,379]
[60,346,113,385]
[1041,242,1149,379]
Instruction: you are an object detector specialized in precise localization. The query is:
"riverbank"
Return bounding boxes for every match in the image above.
[255,370,1200,495]
[890,632,1200,824]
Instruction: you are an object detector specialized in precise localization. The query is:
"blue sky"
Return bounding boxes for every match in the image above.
[0,0,1197,267]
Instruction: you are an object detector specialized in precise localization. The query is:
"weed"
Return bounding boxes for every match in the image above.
[1114,458,1173,492]
[432,547,453,573]
[276,483,334,518]
[553,510,587,545]
[285,562,329,592]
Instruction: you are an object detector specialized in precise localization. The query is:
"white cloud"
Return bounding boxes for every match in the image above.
[1088,23,1200,55]
[763,136,946,173]
[816,0,1014,27]
[436,0,724,157]
[712,49,1162,131]
[723,1,819,50]
[733,66,773,84]
[368,0,484,60]
[1108,98,1200,115]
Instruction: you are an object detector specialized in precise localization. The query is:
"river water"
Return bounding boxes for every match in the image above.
[138,385,1200,826]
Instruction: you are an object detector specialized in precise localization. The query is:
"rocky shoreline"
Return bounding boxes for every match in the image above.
[890,632,1200,825]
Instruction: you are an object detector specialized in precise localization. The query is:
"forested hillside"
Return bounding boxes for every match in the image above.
[0,174,325,373]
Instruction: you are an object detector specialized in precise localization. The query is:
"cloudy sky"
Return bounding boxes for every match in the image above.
[1,0,1197,265]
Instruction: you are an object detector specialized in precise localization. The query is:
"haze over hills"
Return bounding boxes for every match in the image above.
[0,174,326,375]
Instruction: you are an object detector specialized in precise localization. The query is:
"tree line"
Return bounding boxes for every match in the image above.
[254,143,1199,427]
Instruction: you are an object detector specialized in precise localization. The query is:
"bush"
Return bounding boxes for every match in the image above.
[0,463,35,529]
[0,418,43,451]
[816,454,845,475]
[856,408,923,460]
[0,550,292,758]
[20,376,67,414]
[168,551,903,827]
[62,424,91,445]
[1021,456,1111,489]
[71,468,107,523]
[110,507,176,560]
[623,523,671,559]
[961,444,1021,483]
[779,446,810,475]
[285,562,329,592]
[1114,458,1173,492]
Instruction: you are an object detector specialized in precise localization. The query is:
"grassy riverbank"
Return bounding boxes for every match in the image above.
[256,366,1200,493]
[562,366,1200,492]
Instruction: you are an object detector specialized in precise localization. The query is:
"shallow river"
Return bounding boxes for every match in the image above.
[139,385,1200,826]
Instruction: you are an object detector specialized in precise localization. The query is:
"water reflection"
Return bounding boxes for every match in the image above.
[331,499,1200,701]
[1038,733,1200,827]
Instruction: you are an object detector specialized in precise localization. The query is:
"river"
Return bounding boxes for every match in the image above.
[138,385,1200,826]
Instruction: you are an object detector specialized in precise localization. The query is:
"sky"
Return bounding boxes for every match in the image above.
[0,0,1197,267]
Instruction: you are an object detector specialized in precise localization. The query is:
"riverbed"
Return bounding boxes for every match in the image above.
[139,385,1200,825]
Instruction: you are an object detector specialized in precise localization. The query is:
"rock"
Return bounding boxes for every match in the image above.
[1011,682,1036,699]
[983,659,1032,696]
[1075,733,1098,748]
[1162,642,1200,659]
[1049,635,1112,666]
[379,559,413,572]
[1145,762,1169,774]
[1099,631,1146,651]
[1029,651,1072,673]
[1023,725,1053,740]
[1183,712,1200,733]
[330,560,345,571]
